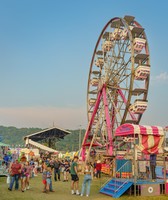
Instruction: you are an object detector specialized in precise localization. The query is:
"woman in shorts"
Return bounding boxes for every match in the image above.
[20,164,27,192]
[25,161,31,190]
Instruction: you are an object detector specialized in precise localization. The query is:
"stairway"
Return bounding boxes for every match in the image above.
[100,178,133,198]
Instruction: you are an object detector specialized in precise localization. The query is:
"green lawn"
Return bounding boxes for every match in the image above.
[0,174,168,200]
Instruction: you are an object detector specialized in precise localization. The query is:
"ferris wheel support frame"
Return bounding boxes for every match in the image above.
[102,86,113,154]
[81,84,113,161]
[81,86,138,161]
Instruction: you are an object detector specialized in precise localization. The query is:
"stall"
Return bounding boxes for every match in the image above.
[114,123,165,196]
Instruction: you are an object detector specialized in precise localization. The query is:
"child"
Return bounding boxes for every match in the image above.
[42,164,47,193]
[63,160,70,182]
[46,167,53,192]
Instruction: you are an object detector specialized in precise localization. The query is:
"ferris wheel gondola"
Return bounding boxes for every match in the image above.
[81,16,150,161]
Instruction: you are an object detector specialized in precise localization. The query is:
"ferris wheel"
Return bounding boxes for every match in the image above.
[81,15,150,160]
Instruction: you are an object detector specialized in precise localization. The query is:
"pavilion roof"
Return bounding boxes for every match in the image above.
[24,126,71,142]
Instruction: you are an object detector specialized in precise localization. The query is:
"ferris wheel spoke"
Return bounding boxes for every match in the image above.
[118,72,131,85]
[107,51,131,84]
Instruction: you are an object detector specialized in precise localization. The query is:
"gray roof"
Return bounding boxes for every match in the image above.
[24,126,71,142]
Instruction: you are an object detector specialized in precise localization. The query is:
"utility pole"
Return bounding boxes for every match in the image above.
[79,125,82,151]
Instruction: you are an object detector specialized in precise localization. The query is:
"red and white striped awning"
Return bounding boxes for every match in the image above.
[115,123,164,154]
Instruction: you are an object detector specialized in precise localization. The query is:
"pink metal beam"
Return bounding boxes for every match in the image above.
[111,94,118,134]
[102,86,113,155]
[81,87,103,160]
[118,89,136,121]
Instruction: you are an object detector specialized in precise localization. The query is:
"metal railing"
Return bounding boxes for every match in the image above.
[100,159,115,188]
[101,159,132,193]
[113,160,132,193]
[101,158,167,196]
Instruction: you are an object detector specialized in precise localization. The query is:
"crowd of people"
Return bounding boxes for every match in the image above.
[2,152,103,197]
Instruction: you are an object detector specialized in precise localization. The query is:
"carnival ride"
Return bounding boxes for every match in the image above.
[81,15,168,198]
[81,15,150,161]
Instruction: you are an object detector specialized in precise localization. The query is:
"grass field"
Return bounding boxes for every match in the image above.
[0,174,168,200]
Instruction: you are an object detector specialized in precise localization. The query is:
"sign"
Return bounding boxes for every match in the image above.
[141,184,160,196]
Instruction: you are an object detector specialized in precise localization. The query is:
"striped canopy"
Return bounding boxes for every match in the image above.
[115,123,164,154]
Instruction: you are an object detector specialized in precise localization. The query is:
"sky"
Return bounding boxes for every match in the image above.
[0,0,168,130]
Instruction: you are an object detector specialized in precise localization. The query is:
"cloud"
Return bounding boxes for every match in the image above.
[151,72,168,81]
[0,106,87,129]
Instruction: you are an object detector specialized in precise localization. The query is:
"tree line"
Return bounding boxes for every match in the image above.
[0,126,85,152]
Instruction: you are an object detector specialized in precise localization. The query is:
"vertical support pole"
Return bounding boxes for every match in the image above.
[164,129,166,194]
[79,126,82,151]
[102,86,113,155]
[133,133,137,197]
[48,138,51,148]
[81,88,103,161]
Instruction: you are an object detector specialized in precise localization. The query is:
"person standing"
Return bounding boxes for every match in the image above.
[29,158,35,178]
[80,163,93,197]
[25,161,31,190]
[63,160,70,182]
[3,154,9,167]
[42,163,47,193]
[70,156,80,195]
[96,160,102,178]
[8,159,22,191]
[46,166,52,193]
[12,151,19,163]
[20,164,27,192]
[53,158,61,181]
[20,153,27,164]
[150,154,157,181]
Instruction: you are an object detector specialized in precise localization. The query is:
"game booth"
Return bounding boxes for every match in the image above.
[100,123,167,198]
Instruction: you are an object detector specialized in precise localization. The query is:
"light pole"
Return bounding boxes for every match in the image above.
[79,125,82,151]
